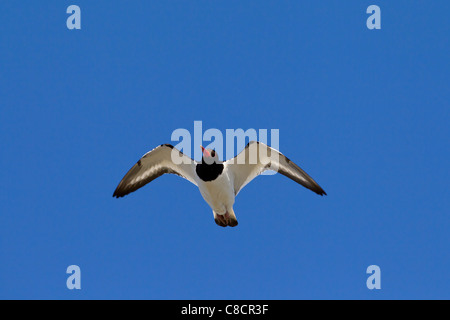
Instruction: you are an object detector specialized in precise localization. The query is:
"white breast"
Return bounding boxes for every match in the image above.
[197,168,235,214]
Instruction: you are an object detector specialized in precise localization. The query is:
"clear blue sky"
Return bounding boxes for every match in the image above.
[0,1,448,299]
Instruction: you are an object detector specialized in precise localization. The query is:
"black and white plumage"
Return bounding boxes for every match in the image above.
[113,141,326,227]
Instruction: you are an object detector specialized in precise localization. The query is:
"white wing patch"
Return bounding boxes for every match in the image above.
[226,141,326,196]
[113,144,197,198]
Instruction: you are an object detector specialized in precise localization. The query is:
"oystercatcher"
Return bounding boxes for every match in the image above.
[113,141,326,227]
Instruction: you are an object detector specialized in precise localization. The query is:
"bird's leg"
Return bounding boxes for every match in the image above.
[223,212,231,224]
[216,213,227,226]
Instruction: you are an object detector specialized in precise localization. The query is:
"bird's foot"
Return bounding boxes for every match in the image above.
[215,212,230,226]
[214,212,238,227]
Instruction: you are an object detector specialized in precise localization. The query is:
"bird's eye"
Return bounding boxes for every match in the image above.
[211,150,216,157]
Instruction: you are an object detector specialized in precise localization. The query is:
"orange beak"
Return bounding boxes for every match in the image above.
[200,146,211,157]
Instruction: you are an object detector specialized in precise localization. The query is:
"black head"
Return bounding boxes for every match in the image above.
[196,146,224,181]
[200,146,220,165]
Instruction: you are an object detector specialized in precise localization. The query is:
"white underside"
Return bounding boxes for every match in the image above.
[196,168,235,215]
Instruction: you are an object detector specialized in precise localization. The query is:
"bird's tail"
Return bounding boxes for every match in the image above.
[213,208,238,227]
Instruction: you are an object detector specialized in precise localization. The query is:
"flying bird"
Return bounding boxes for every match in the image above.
[113,141,326,227]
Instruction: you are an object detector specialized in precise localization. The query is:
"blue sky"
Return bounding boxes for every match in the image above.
[0,1,448,299]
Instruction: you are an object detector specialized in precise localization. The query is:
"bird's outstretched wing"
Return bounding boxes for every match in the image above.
[113,144,197,198]
[226,141,326,196]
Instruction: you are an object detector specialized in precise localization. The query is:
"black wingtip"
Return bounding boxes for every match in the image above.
[112,190,123,198]
[113,194,125,198]
[314,187,327,196]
